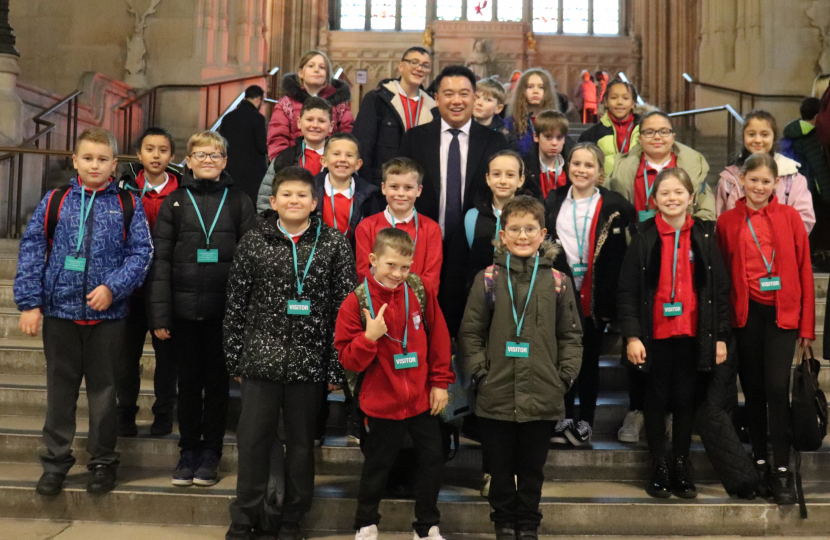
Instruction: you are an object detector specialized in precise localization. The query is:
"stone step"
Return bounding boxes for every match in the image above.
[0,463,828,534]
[0,308,154,343]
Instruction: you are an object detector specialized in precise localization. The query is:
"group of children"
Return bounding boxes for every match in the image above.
[10,56,819,540]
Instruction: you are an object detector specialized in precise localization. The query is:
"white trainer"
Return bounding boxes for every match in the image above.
[356,525,378,540]
[414,526,446,540]
[481,473,491,497]
[617,410,644,443]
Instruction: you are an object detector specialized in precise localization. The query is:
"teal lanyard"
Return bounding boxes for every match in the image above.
[139,173,166,198]
[494,208,501,243]
[541,156,563,192]
[572,190,596,264]
[186,188,228,250]
[644,167,655,208]
[390,209,419,246]
[75,188,97,256]
[746,216,775,277]
[506,253,539,338]
[279,220,321,295]
[615,121,635,153]
[364,277,409,352]
[403,93,423,130]
[670,229,680,303]
[329,179,355,234]
[300,140,310,169]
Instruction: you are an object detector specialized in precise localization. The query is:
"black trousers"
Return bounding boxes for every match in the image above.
[628,365,648,411]
[564,317,606,425]
[172,318,229,454]
[643,337,701,459]
[230,379,323,528]
[736,301,798,468]
[116,295,176,418]
[478,418,551,530]
[355,411,443,536]
[41,317,125,474]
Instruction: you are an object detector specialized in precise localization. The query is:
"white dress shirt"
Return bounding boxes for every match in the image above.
[324,174,355,198]
[438,118,471,234]
[384,207,416,225]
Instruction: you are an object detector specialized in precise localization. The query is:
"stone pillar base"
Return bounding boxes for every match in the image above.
[0,53,22,145]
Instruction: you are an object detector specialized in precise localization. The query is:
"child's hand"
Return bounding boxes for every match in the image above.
[154,328,171,340]
[328,383,341,391]
[626,337,646,365]
[429,387,449,416]
[363,304,388,342]
[799,337,815,349]
[86,285,113,311]
[18,308,42,337]
[716,341,727,365]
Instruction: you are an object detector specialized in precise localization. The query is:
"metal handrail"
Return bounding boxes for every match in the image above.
[0,91,81,162]
[668,104,744,124]
[667,104,744,159]
[0,146,139,162]
[682,73,804,117]
[617,71,645,105]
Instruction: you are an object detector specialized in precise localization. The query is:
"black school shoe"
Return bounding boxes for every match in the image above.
[35,472,65,496]
[517,527,538,540]
[150,413,174,436]
[771,469,797,505]
[754,460,772,498]
[670,455,697,499]
[225,523,254,540]
[87,464,116,494]
[646,455,672,498]
[117,408,138,438]
[495,527,516,540]
[278,522,304,540]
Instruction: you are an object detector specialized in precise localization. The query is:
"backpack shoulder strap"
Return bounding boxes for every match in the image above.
[116,189,136,241]
[464,208,479,250]
[354,283,370,329]
[483,264,499,310]
[405,273,427,313]
[45,185,72,247]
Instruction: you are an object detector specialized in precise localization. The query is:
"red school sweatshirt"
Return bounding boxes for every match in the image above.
[354,210,444,292]
[716,195,815,339]
[334,275,455,421]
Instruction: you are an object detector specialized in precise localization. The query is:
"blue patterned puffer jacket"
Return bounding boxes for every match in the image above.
[14,177,153,320]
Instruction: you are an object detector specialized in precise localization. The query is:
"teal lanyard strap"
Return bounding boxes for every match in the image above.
[616,121,635,154]
[494,208,501,242]
[390,209,419,246]
[572,190,596,264]
[506,253,540,338]
[644,167,655,209]
[279,220,322,295]
[140,173,166,198]
[405,93,423,130]
[670,229,680,303]
[186,187,228,249]
[540,157,562,191]
[329,180,355,234]
[300,140,307,169]
[75,188,97,256]
[746,216,775,277]
[364,278,410,352]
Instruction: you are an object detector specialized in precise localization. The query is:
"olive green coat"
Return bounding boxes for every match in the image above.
[458,243,583,423]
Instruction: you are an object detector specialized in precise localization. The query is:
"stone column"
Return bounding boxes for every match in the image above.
[0,0,22,145]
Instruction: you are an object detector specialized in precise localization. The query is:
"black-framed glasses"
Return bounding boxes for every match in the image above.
[191,152,226,162]
[641,128,674,139]
[402,58,432,72]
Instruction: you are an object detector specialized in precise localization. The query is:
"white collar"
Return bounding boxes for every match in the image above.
[304,143,325,156]
[143,172,169,194]
[492,204,502,216]
[645,156,672,171]
[324,174,355,199]
[540,154,564,172]
[567,186,600,202]
[441,118,472,135]
[277,219,311,238]
[396,80,421,101]
[384,206,416,225]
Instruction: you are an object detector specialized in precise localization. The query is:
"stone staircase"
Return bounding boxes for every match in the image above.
[0,240,828,536]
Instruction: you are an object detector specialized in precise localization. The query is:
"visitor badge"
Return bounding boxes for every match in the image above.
[663,302,683,317]
[760,276,782,291]
[506,341,530,358]
[394,352,419,369]
[64,256,86,272]
[287,300,311,315]
[638,210,656,221]
[572,263,588,277]
[197,249,219,263]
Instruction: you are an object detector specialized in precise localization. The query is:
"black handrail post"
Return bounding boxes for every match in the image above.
[5,155,14,238]
[14,153,23,238]
[43,131,51,196]
[72,96,79,148]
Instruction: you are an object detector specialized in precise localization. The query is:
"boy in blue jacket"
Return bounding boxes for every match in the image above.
[14,127,153,496]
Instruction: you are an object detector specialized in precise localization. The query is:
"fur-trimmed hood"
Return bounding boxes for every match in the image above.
[281,73,352,106]
[493,237,560,262]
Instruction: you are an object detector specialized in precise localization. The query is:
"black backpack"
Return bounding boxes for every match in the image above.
[45,184,136,249]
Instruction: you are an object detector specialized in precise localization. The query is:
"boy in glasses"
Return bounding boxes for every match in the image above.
[147,131,256,487]
[353,47,437,186]
[458,196,583,540]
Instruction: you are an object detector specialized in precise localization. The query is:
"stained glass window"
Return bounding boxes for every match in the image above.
[340,0,366,30]
[467,0,492,21]
[370,0,396,29]
[532,1,558,33]
[436,0,462,21]
[401,0,427,29]
[593,0,619,34]
[562,0,588,34]
[497,0,523,22]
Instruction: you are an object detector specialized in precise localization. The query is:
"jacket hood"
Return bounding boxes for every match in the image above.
[180,169,235,191]
[118,162,182,187]
[783,119,815,140]
[282,73,352,106]
[493,238,560,263]
[721,152,800,184]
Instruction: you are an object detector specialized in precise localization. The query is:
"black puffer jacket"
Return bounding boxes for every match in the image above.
[616,218,731,373]
[545,186,635,323]
[522,138,576,200]
[147,170,256,329]
[223,214,356,384]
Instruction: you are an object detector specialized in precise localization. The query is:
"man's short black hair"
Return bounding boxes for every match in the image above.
[801,97,821,121]
[434,65,477,94]
[137,126,176,155]
[272,166,316,197]
[245,85,265,99]
[401,46,432,61]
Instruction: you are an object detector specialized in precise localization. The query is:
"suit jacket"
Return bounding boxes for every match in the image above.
[397,116,509,227]
[218,100,269,205]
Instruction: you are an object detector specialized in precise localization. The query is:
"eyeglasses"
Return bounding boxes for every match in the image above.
[504,226,541,239]
[641,128,674,139]
[190,152,226,162]
[402,58,432,72]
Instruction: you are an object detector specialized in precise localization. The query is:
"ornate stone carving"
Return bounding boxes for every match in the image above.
[125,0,163,89]
[423,27,434,50]
[466,39,492,78]
[805,0,830,74]
[526,31,536,52]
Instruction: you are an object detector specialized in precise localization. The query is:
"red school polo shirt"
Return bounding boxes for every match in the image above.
[743,204,777,306]
[634,154,677,216]
[653,213,698,339]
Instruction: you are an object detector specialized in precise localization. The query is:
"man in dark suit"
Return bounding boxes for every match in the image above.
[399,65,508,335]
[218,85,269,204]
